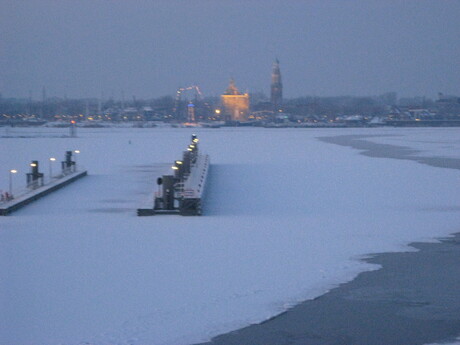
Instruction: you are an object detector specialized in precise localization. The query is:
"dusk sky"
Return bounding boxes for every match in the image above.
[1,0,459,100]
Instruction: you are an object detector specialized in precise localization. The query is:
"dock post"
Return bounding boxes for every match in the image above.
[162,175,176,210]
[26,161,44,189]
[61,151,75,175]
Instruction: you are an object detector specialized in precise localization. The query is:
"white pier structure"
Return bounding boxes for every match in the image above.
[137,135,210,216]
[178,153,210,215]
[0,163,88,216]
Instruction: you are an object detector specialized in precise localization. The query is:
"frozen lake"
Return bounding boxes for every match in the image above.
[1,126,460,345]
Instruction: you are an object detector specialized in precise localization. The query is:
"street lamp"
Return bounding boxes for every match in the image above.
[49,157,56,181]
[74,150,80,171]
[9,169,17,197]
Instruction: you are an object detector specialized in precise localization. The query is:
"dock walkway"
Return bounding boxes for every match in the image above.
[0,170,87,215]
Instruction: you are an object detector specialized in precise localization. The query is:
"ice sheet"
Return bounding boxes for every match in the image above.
[1,127,460,345]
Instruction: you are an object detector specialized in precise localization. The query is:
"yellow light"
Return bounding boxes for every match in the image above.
[74,150,80,154]
[30,163,37,167]
[175,160,183,165]
[215,109,221,114]
[189,144,195,148]
[10,169,17,174]
[172,166,179,170]
[193,138,199,143]
[187,148,192,151]
[50,157,56,162]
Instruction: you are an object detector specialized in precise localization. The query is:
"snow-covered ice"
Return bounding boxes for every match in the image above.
[1,126,460,345]
[425,337,460,345]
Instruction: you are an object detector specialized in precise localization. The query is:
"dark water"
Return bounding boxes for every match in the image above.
[197,234,460,345]
[195,135,460,345]
[319,134,460,171]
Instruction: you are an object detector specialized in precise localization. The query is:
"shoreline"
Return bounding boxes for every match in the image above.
[195,135,460,345]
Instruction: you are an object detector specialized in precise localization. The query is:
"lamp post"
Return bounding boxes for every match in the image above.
[49,157,56,182]
[74,150,80,171]
[29,162,37,188]
[9,169,17,197]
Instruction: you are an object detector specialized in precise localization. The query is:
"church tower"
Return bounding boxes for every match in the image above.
[270,59,283,109]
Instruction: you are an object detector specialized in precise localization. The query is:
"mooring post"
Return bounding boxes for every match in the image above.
[162,175,176,210]
[173,160,185,180]
[26,160,44,189]
[61,151,75,175]
[182,151,191,174]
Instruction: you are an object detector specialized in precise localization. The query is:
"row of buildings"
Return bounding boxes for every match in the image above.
[2,59,460,127]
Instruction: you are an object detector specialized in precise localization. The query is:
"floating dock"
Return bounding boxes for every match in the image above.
[137,135,210,216]
[1,151,87,216]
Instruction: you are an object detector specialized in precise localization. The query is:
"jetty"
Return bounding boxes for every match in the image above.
[1,151,87,215]
[137,135,210,216]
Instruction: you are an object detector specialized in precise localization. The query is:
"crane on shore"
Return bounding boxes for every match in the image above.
[173,85,203,121]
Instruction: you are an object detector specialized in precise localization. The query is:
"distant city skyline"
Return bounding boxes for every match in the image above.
[1,1,459,100]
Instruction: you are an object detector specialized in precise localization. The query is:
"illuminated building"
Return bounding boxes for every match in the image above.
[220,79,250,121]
[187,101,196,122]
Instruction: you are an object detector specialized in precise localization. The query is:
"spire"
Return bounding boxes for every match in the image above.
[225,78,240,95]
[271,59,283,107]
[272,59,281,83]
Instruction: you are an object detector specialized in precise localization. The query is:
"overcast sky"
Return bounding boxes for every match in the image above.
[1,0,459,100]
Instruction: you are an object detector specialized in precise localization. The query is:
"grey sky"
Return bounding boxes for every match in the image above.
[1,0,459,100]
